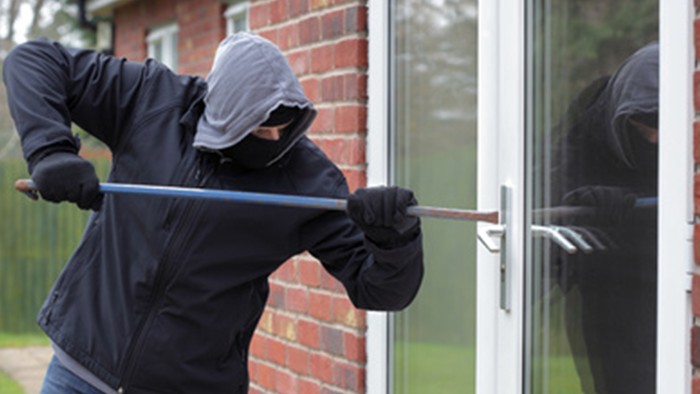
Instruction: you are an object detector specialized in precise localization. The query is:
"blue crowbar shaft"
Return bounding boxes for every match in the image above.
[14,179,500,224]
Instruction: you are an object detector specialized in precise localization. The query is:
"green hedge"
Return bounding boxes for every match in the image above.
[0,156,110,333]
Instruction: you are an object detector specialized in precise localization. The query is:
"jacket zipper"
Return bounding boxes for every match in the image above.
[117,163,213,393]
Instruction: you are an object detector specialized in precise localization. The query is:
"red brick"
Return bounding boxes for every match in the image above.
[249,2,271,29]
[695,122,700,164]
[319,269,345,293]
[346,137,366,166]
[256,361,276,390]
[695,225,700,264]
[332,296,363,328]
[335,38,368,69]
[345,73,368,101]
[268,281,286,308]
[321,9,345,40]
[299,378,322,394]
[311,0,333,10]
[695,71,700,113]
[309,290,333,321]
[695,19,700,61]
[267,336,287,365]
[301,77,321,102]
[287,344,310,374]
[344,331,367,362]
[279,22,300,50]
[310,352,334,383]
[298,318,321,349]
[694,326,700,367]
[276,368,299,394]
[335,105,367,133]
[273,313,297,341]
[316,138,346,162]
[300,16,321,45]
[341,168,367,192]
[309,107,334,134]
[321,75,346,102]
[694,377,700,394]
[299,258,321,287]
[289,0,310,17]
[288,49,310,76]
[259,28,278,44]
[274,259,297,282]
[332,361,365,391]
[345,5,368,34]
[250,333,267,359]
[311,44,335,73]
[270,0,290,24]
[320,326,345,356]
[286,286,309,313]
[695,276,700,316]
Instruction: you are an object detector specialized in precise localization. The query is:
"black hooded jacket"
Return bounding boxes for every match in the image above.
[3,38,424,393]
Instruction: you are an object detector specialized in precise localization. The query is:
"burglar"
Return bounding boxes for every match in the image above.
[551,43,658,393]
[3,32,424,394]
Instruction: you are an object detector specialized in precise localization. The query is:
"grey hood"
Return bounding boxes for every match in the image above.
[193,33,316,155]
[599,42,658,169]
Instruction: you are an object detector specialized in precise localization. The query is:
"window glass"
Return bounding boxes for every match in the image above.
[390,1,479,392]
[225,1,249,36]
[525,1,658,393]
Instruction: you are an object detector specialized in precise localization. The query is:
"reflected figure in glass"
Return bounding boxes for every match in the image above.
[549,43,658,394]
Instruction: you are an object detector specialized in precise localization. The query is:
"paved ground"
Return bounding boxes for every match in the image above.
[0,346,52,394]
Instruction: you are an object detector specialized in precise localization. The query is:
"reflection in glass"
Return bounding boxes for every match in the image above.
[391,0,478,393]
[526,1,658,393]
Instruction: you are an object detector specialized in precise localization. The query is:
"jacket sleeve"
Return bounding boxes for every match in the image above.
[3,39,151,162]
[301,180,424,311]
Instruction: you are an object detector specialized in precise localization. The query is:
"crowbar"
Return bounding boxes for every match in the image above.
[14,179,500,224]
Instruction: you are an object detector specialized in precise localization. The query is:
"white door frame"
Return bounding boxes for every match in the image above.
[366,1,391,393]
[365,0,693,393]
[657,0,694,393]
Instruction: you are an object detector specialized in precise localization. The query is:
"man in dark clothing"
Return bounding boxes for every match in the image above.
[4,32,424,394]
[550,43,658,393]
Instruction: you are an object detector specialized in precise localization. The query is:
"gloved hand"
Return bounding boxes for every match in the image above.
[562,185,636,225]
[347,186,421,248]
[31,151,103,210]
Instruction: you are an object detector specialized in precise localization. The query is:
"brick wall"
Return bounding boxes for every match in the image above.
[113,0,227,77]
[110,1,371,393]
[248,2,369,392]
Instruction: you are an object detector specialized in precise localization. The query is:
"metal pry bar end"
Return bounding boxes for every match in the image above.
[14,179,39,201]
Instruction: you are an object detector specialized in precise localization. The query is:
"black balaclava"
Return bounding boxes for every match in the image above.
[220,105,302,169]
[193,33,317,169]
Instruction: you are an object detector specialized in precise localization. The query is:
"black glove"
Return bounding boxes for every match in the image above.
[347,186,421,248]
[31,151,103,210]
[562,185,636,225]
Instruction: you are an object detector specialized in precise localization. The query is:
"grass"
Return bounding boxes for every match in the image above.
[393,341,584,393]
[0,331,49,394]
[0,331,49,348]
[0,370,24,394]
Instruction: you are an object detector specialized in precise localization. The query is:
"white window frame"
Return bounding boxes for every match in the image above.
[366,0,694,393]
[657,0,694,393]
[366,1,390,393]
[225,1,249,36]
[146,23,179,71]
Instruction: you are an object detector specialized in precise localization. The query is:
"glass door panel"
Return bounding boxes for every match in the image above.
[525,1,658,393]
[390,0,478,392]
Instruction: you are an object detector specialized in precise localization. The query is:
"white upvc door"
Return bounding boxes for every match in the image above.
[367,0,693,393]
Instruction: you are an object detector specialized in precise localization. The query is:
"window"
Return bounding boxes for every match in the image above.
[146,23,179,71]
[225,1,249,36]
